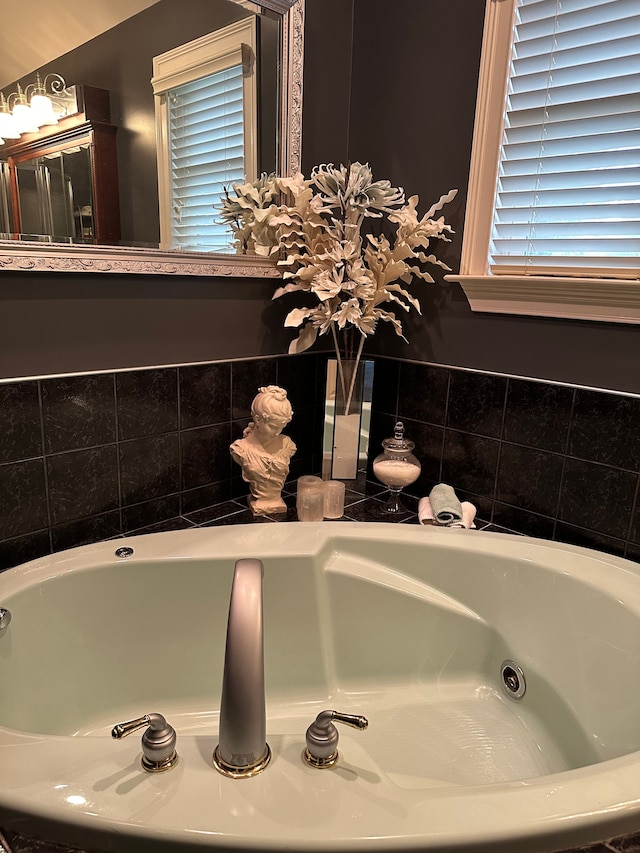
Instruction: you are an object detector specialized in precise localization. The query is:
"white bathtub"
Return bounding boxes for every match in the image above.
[1,522,640,852]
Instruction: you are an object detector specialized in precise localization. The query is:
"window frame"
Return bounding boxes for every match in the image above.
[446,0,640,324]
[151,17,258,252]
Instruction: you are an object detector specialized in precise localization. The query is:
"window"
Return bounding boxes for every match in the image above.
[152,18,257,252]
[449,0,640,323]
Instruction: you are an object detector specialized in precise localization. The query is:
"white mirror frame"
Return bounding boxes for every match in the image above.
[0,0,304,278]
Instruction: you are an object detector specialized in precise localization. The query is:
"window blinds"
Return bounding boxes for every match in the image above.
[167,65,244,253]
[490,0,640,277]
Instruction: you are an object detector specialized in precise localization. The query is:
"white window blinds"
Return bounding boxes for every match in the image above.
[167,66,245,253]
[490,0,640,278]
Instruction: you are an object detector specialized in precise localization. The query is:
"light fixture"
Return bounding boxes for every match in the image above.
[10,84,39,134]
[0,93,19,140]
[0,73,77,143]
[29,73,59,126]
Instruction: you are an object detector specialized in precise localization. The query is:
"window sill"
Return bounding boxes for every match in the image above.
[445,275,640,325]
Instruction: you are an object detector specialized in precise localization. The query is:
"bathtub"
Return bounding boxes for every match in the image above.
[1,522,640,852]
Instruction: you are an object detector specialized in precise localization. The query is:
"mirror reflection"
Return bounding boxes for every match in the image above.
[0,0,301,267]
[14,147,93,241]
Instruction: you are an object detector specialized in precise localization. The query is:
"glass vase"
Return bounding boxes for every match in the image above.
[322,358,374,480]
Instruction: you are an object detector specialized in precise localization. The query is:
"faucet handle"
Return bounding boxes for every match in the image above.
[304,709,368,768]
[112,712,178,772]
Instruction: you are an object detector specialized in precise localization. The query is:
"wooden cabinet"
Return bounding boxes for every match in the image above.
[0,86,120,244]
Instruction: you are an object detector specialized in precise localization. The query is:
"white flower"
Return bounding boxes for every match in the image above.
[333,298,362,329]
[219,163,456,361]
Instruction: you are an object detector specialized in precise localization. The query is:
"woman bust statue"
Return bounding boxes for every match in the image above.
[230,385,296,515]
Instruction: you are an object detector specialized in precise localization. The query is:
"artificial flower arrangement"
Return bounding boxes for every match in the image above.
[220,163,457,413]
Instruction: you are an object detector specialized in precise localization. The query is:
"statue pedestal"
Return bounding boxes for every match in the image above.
[248,495,287,516]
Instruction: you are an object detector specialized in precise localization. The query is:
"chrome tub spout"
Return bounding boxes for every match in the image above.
[213,557,270,778]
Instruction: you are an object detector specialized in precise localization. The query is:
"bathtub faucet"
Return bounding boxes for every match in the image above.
[213,557,271,778]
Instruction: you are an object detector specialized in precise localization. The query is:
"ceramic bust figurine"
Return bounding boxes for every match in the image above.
[230,385,296,515]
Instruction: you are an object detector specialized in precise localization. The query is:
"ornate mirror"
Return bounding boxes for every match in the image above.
[0,0,303,277]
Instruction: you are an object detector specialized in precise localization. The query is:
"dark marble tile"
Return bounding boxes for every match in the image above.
[42,374,115,454]
[116,368,178,439]
[452,489,493,524]
[492,501,555,541]
[554,521,627,559]
[181,480,232,514]
[51,511,122,553]
[0,529,51,572]
[331,468,381,495]
[343,481,385,506]
[185,500,246,525]
[627,542,640,564]
[179,362,231,429]
[47,445,119,525]
[398,362,449,425]
[367,411,398,471]
[288,406,319,462]
[442,430,500,497]
[344,495,414,522]
[610,832,640,851]
[0,381,42,463]
[181,423,231,491]
[122,494,181,532]
[276,353,322,413]
[0,828,94,852]
[288,455,319,485]
[398,420,444,498]
[0,458,48,539]
[119,433,180,505]
[496,443,563,517]
[503,378,573,453]
[201,507,274,525]
[631,496,640,544]
[569,389,640,473]
[446,371,507,438]
[128,517,196,535]
[231,418,252,445]
[480,521,522,536]
[370,357,400,416]
[231,472,252,501]
[558,458,637,540]
[231,359,277,420]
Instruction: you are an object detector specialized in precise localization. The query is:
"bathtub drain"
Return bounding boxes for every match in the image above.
[501,660,526,699]
[115,547,134,558]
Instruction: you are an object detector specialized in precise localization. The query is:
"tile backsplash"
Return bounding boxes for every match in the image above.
[0,354,324,571]
[370,358,640,563]
[1,353,639,571]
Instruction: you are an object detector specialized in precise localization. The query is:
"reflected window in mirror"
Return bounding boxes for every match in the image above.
[152,17,258,253]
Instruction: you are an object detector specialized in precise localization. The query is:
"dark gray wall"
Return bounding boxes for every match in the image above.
[0,274,295,378]
[349,0,640,394]
[1,0,638,390]
[301,0,353,170]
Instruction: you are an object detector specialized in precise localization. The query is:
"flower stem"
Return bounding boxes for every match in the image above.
[344,333,366,417]
[331,324,348,405]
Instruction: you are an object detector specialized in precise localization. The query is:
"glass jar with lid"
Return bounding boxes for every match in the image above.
[372,421,421,513]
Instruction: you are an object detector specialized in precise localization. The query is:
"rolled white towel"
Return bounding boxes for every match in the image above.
[450,502,477,529]
[417,496,437,525]
[418,497,477,529]
[428,483,463,524]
